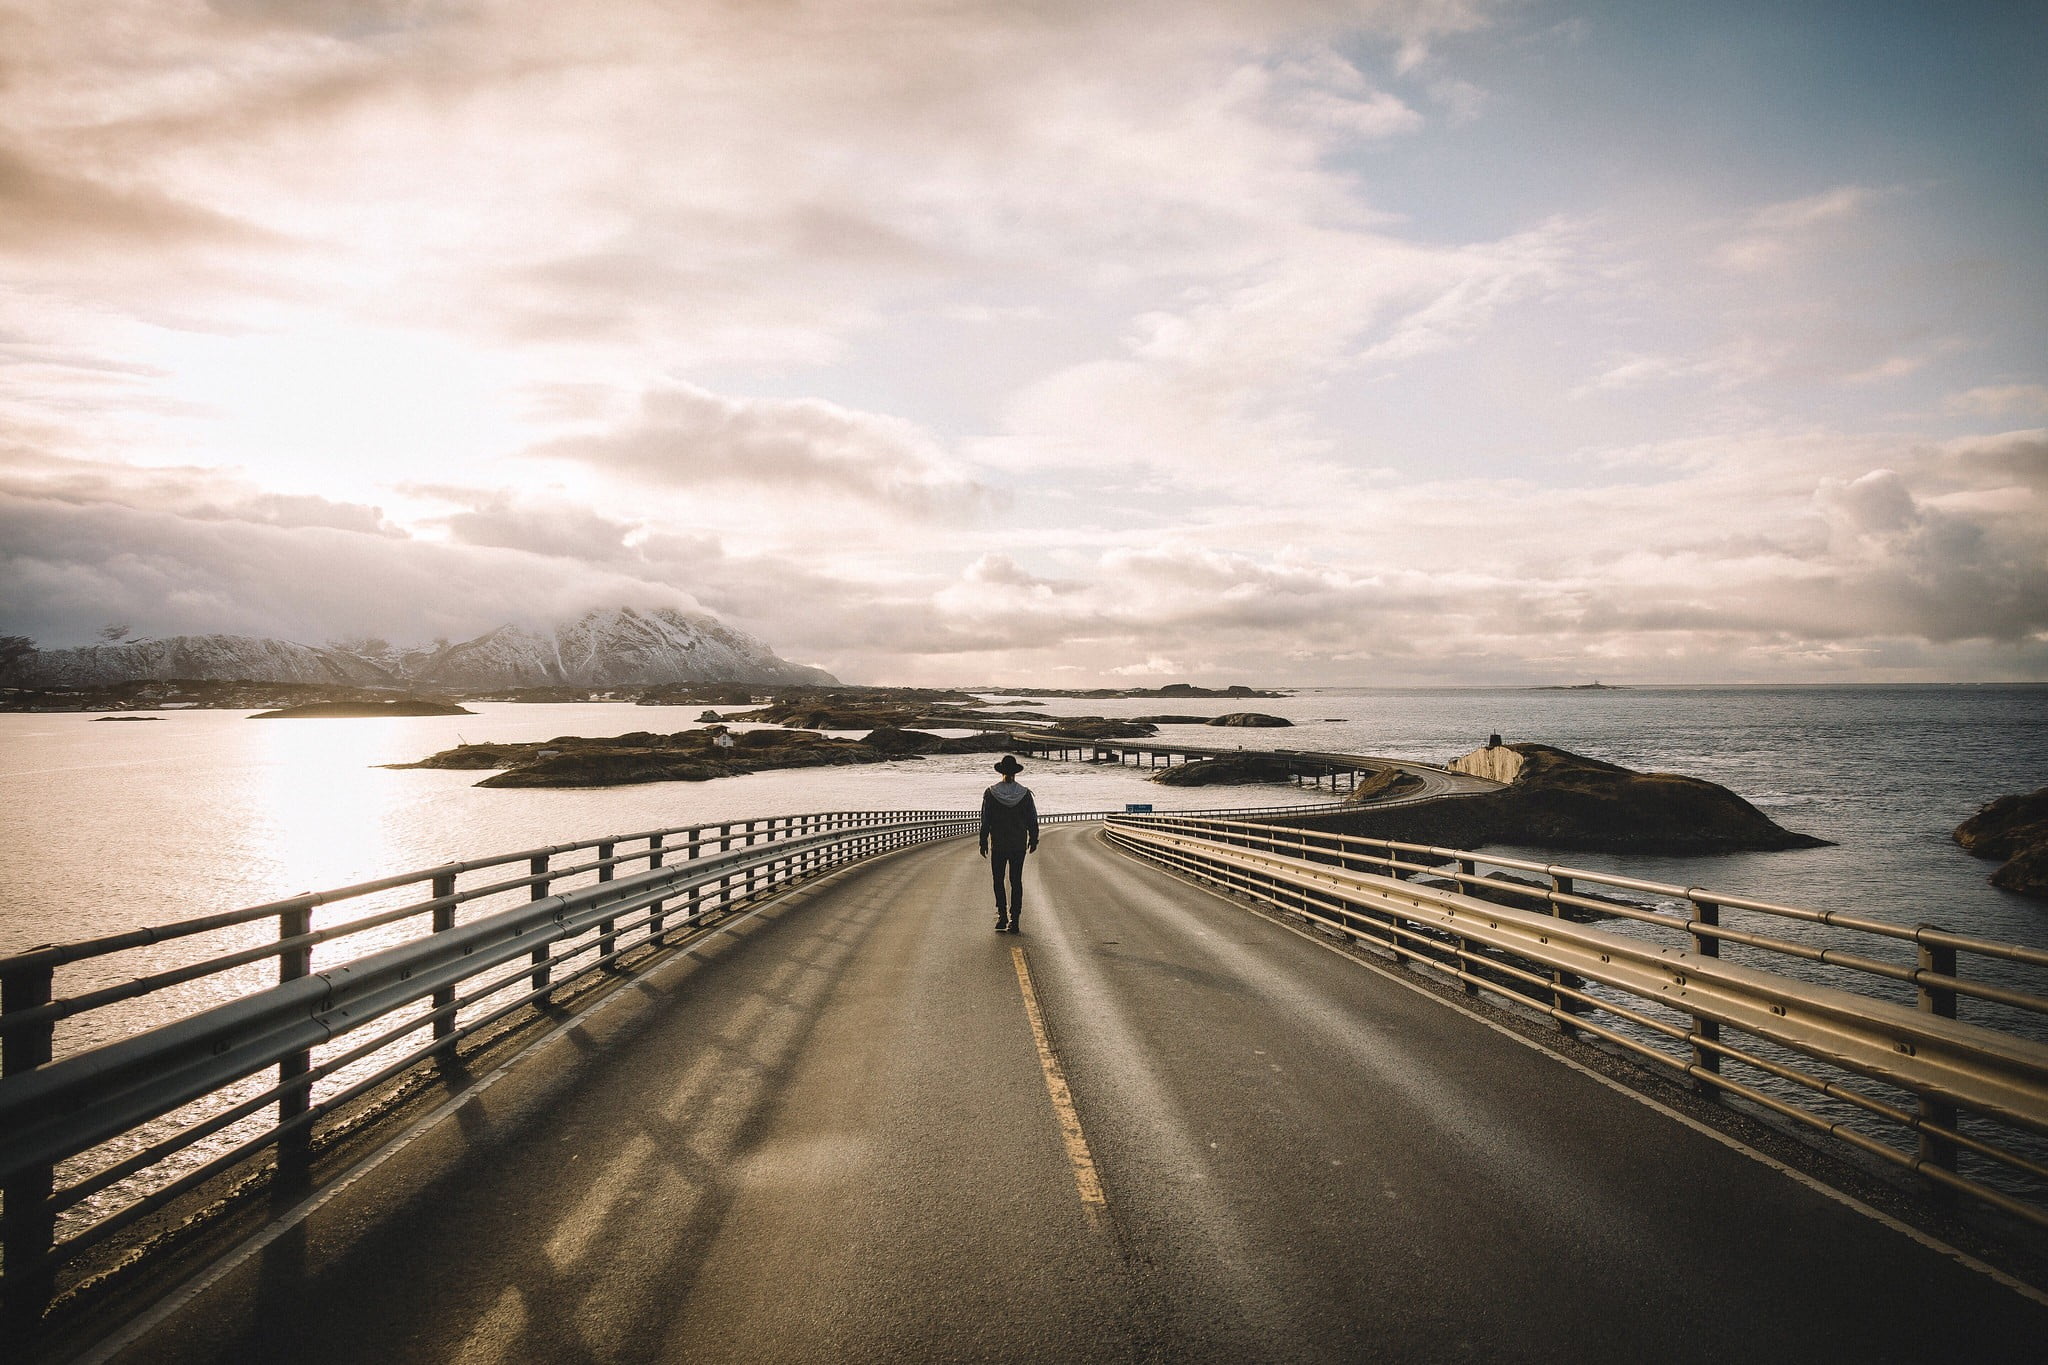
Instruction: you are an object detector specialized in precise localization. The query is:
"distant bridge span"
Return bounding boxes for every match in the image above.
[1000,727,1499,800]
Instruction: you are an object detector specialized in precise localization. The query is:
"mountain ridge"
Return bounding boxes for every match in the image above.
[0,607,836,689]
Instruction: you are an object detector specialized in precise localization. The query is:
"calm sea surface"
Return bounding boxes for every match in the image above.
[2,684,2044,956]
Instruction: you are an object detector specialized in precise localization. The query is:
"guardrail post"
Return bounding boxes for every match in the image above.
[1550,874,1581,1033]
[2,960,56,1325]
[1916,932,1959,1179]
[1688,898,1721,1093]
[529,855,552,996]
[597,842,617,967]
[431,872,457,1049]
[647,834,667,944]
[687,827,702,922]
[743,822,758,903]
[277,906,313,1182]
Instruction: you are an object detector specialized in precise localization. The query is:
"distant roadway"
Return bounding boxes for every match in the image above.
[109,823,2046,1363]
[999,728,1504,806]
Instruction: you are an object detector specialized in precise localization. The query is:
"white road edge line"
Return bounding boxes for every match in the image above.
[68,850,917,1365]
[1105,832,2048,1313]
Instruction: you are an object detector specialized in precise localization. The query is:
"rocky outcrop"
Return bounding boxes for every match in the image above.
[704,687,1035,732]
[860,726,1015,756]
[1449,742,1525,784]
[393,728,882,787]
[1152,757,1420,797]
[1954,789,2048,898]
[391,724,1019,787]
[250,700,473,719]
[1207,712,1292,728]
[1152,756,1304,786]
[1285,743,1826,857]
[1043,717,1158,740]
[989,684,1285,699]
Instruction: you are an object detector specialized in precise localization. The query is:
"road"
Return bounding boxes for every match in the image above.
[113,823,2047,1363]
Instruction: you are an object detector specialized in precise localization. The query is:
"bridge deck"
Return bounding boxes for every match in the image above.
[113,824,2046,1363]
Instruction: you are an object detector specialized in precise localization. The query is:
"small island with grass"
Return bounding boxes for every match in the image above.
[389,725,1013,787]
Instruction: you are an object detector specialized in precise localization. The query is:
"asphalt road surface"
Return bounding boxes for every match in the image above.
[113,824,2048,1363]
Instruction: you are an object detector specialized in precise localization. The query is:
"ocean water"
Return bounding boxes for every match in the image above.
[2,685,2043,957]
[1001,684,2048,951]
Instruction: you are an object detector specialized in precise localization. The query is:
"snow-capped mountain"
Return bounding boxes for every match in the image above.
[1,607,836,689]
[406,607,835,688]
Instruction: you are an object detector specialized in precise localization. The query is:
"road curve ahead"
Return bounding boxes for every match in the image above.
[115,824,2046,1363]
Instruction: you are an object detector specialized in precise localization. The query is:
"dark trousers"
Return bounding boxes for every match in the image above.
[990,848,1026,924]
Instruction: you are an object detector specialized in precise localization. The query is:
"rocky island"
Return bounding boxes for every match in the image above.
[983,683,1287,700]
[1954,789,2048,898]
[1282,741,1827,857]
[1152,757,1419,798]
[390,725,1013,787]
[252,699,473,719]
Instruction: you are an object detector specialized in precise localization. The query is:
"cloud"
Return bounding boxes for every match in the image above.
[1713,185,1874,272]
[528,383,995,520]
[1947,384,2048,418]
[4,421,2045,683]
[983,219,1571,483]
[0,142,281,259]
[0,452,395,534]
[419,488,640,562]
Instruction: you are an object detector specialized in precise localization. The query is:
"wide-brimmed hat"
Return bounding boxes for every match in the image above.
[993,754,1024,775]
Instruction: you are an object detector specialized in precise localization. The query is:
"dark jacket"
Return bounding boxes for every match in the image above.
[979,782,1039,854]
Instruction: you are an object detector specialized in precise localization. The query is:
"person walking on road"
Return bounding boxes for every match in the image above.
[980,754,1039,934]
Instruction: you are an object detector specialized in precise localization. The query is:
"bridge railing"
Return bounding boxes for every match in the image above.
[1103,812,2048,1231]
[0,806,982,1318]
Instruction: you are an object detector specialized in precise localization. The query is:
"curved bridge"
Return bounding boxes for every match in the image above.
[1001,728,1496,800]
[5,783,2047,1361]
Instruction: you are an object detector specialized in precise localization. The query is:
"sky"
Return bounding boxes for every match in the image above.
[1,0,2043,686]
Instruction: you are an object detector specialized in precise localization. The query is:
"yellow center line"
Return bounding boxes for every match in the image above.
[1011,943,1107,1210]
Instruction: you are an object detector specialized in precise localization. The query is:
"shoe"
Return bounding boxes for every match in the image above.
[1006,925,1022,934]
[994,921,1007,933]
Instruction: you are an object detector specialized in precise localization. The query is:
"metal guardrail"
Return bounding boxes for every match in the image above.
[0,806,980,1320]
[0,797,1339,1321]
[1102,813,2048,1231]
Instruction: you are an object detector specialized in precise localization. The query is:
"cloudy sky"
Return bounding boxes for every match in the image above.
[2,0,2043,684]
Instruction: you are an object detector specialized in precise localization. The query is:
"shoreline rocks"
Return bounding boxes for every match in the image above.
[1153,758,1420,799]
[390,725,1016,787]
[1293,742,1828,857]
[251,700,473,719]
[984,683,1285,699]
[1152,755,1303,786]
[1207,712,1292,728]
[1954,789,2048,899]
